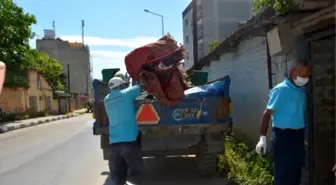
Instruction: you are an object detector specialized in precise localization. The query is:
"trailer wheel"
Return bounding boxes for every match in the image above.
[196,142,218,177]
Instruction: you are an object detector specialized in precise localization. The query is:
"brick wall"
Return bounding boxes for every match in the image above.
[0,70,55,114]
[0,87,26,113]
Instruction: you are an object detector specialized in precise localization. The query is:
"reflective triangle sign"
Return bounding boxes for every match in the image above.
[136,103,160,124]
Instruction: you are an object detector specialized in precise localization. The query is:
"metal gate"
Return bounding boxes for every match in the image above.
[45,96,51,111]
[59,99,67,114]
[308,35,335,185]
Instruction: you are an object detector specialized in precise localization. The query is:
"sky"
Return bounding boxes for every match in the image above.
[14,0,191,79]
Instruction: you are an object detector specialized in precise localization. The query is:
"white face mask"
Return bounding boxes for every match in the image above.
[294,76,309,87]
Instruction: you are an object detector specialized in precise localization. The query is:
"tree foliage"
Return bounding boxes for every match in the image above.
[0,0,36,87]
[114,72,126,79]
[26,49,65,90]
[208,41,221,52]
[252,0,296,15]
[115,72,131,83]
[0,0,65,90]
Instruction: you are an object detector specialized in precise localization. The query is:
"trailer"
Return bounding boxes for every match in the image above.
[92,69,232,176]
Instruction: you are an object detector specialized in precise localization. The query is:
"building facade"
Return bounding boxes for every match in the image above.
[0,69,56,114]
[36,30,92,95]
[182,4,194,70]
[182,0,252,70]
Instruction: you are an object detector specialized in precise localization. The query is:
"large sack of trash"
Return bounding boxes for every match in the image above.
[124,34,189,106]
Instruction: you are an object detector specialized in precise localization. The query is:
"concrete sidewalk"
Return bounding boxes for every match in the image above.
[0,109,87,134]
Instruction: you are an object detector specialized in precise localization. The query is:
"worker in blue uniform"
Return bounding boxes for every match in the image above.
[104,76,144,185]
[255,60,312,185]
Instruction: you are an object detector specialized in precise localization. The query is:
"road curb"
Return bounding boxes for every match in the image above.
[0,112,86,134]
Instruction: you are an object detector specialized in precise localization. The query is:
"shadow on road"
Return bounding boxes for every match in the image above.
[101,156,231,185]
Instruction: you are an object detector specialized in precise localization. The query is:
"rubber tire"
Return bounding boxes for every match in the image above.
[196,143,218,177]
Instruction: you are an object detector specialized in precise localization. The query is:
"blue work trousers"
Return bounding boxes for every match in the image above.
[272,127,305,185]
[109,141,143,185]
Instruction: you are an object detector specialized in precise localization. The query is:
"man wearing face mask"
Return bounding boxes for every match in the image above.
[255,60,312,185]
[104,76,146,185]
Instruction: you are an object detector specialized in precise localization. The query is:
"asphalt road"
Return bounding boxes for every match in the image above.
[0,114,230,185]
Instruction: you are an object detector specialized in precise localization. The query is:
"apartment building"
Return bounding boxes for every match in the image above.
[36,29,92,95]
[182,0,252,69]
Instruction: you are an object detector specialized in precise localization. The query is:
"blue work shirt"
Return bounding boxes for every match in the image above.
[104,85,141,144]
[267,78,306,129]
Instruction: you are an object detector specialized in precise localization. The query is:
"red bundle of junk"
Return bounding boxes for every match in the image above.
[124,34,189,106]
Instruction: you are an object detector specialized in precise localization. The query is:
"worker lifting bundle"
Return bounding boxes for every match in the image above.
[124,33,189,106]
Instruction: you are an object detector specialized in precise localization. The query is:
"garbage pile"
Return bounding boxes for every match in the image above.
[125,34,189,106]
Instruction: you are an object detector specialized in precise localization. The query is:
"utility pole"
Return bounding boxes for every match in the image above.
[81,20,85,44]
[86,74,89,96]
[90,55,93,80]
[144,9,164,36]
[192,0,198,66]
[161,17,164,37]
[67,64,70,93]
[67,64,71,112]
[89,55,93,95]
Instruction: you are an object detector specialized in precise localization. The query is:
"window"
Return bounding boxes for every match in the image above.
[37,73,41,89]
[185,18,188,26]
[186,52,189,60]
[185,35,189,43]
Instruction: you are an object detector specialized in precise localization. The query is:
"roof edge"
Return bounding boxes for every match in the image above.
[182,1,193,17]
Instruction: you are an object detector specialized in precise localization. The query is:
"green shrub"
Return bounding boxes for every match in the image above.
[66,110,74,115]
[3,112,30,121]
[43,111,50,117]
[218,136,273,185]
[3,110,51,121]
[208,40,221,52]
[29,111,49,118]
[252,0,296,15]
